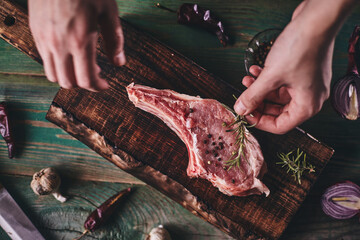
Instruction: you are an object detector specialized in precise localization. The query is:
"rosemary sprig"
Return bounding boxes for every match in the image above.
[276,148,315,184]
[222,102,255,171]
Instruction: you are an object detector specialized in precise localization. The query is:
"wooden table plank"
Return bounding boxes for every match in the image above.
[0,174,231,240]
[0,73,143,184]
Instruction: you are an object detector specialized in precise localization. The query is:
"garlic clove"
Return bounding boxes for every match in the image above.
[331,195,360,210]
[346,84,359,120]
[52,192,67,203]
[146,225,172,240]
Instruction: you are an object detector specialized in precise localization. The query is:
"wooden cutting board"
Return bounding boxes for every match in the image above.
[0,1,334,239]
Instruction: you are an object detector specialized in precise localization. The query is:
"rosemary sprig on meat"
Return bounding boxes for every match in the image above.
[277,148,315,184]
[222,102,255,171]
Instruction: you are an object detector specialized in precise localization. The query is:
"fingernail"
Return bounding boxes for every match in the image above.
[234,99,247,115]
[87,88,100,93]
[88,78,109,92]
[96,65,102,75]
[98,78,109,90]
[114,52,126,66]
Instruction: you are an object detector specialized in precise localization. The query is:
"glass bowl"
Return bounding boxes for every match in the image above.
[244,28,282,77]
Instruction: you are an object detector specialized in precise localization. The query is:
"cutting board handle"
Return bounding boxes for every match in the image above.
[0,0,41,63]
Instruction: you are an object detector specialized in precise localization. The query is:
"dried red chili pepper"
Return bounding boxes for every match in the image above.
[74,188,131,240]
[0,102,14,158]
[156,3,229,47]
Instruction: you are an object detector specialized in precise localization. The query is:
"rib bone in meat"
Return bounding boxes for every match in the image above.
[127,83,269,197]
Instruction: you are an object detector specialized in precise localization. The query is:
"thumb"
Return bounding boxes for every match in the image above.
[292,1,307,20]
[234,71,279,115]
[99,1,126,66]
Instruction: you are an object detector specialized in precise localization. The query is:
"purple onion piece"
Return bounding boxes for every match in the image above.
[321,181,360,220]
[331,26,360,120]
[331,73,360,120]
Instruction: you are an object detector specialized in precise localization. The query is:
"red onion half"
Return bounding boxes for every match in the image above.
[331,26,360,120]
[321,181,360,220]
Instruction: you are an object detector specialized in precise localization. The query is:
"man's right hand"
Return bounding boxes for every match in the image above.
[234,0,356,134]
[28,0,126,91]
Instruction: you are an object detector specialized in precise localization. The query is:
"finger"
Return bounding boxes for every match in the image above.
[242,76,291,106]
[99,0,126,66]
[31,35,58,83]
[243,76,291,105]
[73,33,109,91]
[45,53,57,83]
[292,1,307,20]
[263,86,292,105]
[234,69,281,116]
[245,103,283,125]
[247,99,312,135]
[244,66,291,104]
[262,102,284,116]
[38,48,58,83]
[242,76,255,88]
[54,53,76,89]
[249,65,262,78]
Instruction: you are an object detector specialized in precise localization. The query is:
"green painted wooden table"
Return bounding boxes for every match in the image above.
[1,0,360,239]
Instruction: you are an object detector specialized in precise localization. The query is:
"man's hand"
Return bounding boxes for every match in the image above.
[234,0,356,134]
[28,0,125,91]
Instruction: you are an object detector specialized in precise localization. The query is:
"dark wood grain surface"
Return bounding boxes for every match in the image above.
[1,0,359,239]
[0,0,334,239]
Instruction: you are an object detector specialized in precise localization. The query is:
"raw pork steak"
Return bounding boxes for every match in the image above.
[127,83,269,197]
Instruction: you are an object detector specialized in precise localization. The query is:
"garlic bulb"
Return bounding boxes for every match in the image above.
[146,225,172,240]
[31,167,67,203]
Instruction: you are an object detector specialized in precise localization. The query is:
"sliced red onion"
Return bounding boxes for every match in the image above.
[332,74,360,120]
[331,26,360,120]
[321,181,360,220]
